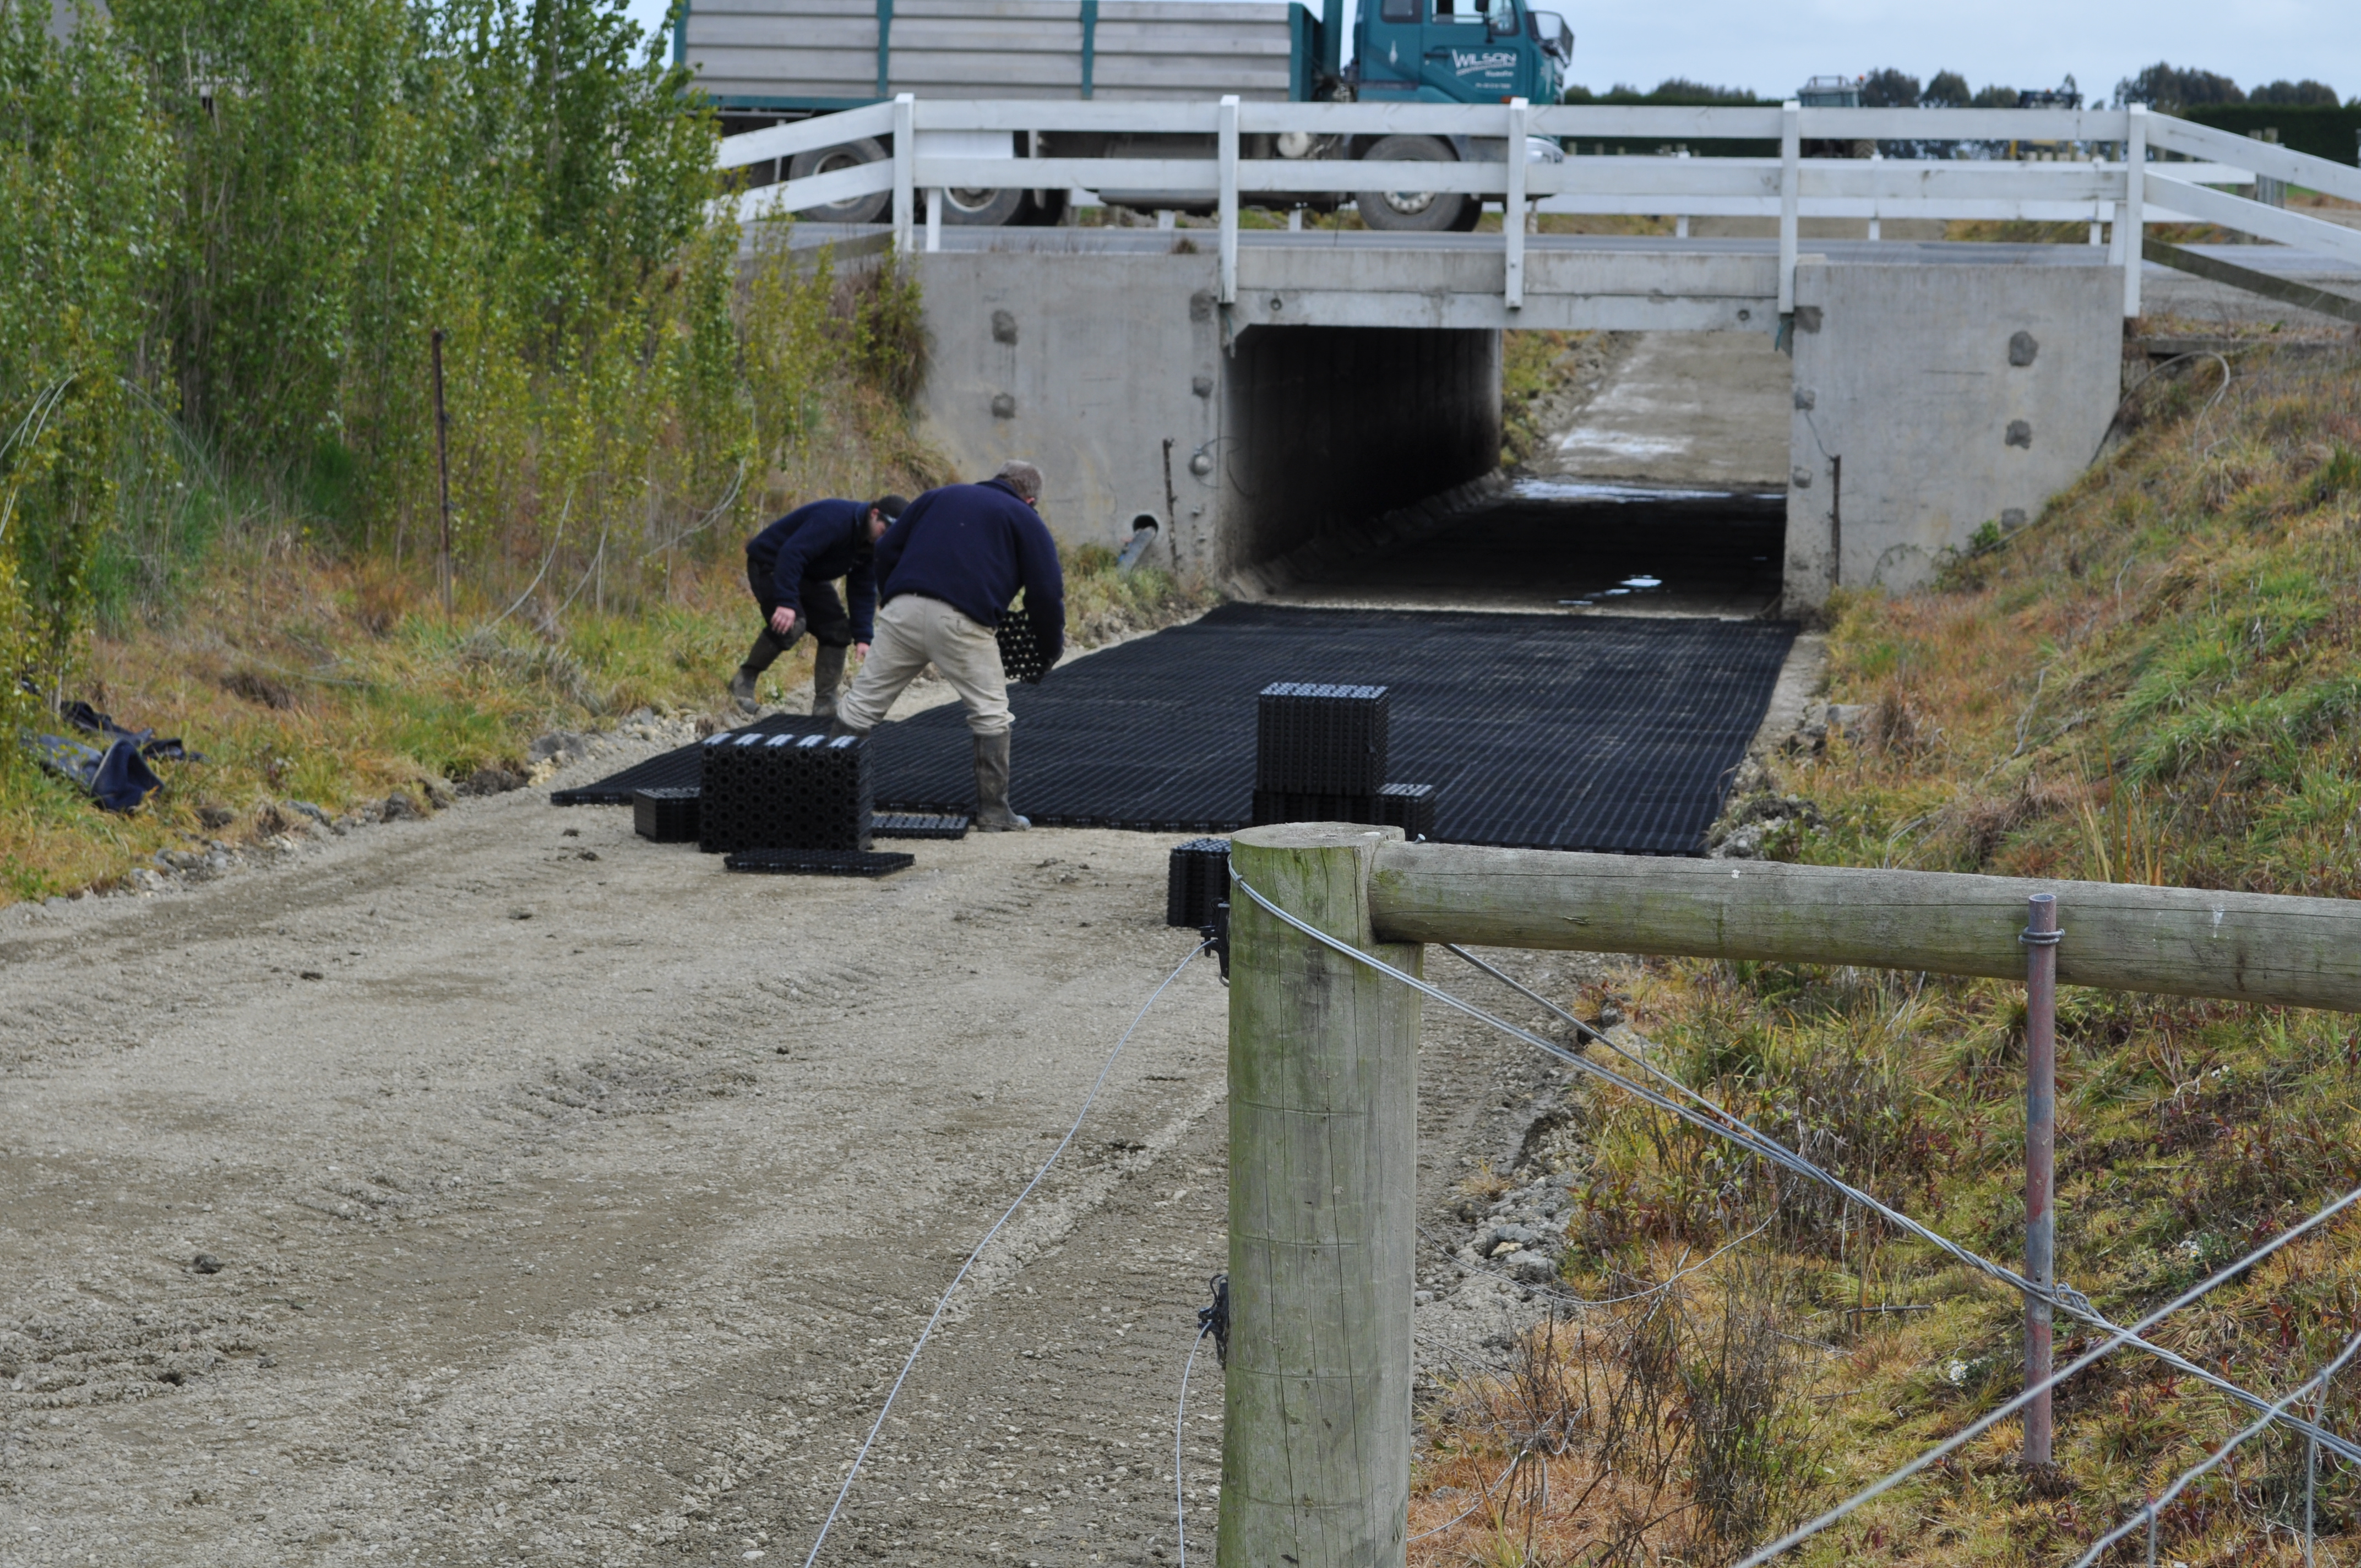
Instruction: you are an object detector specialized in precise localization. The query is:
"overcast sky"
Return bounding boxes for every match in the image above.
[624,0,2357,106]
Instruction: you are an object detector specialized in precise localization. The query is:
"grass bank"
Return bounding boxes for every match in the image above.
[3,536,1207,907]
[1412,342,2361,1568]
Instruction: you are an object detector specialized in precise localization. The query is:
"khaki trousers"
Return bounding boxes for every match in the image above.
[836,594,1013,738]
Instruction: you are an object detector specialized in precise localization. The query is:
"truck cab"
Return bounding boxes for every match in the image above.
[1351,0,1569,106]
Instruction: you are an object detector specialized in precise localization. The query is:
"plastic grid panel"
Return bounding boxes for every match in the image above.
[723,848,915,878]
[997,603,1057,685]
[872,812,971,839]
[632,787,701,843]
[1250,788,1377,827]
[1375,782,1438,841]
[1165,837,1231,928]
[552,713,828,804]
[1255,683,1390,794]
[698,731,874,853]
[557,606,1794,855]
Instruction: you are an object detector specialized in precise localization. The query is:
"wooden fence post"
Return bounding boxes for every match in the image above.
[1220,824,1424,1568]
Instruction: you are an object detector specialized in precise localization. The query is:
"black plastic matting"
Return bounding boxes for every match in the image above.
[997,601,1059,685]
[1166,837,1231,928]
[633,787,700,843]
[724,848,915,877]
[1375,782,1438,841]
[547,712,805,805]
[558,605,1794,854]
[1256,683,1389,793]
[874,812,971,840]
[701,731,873,853]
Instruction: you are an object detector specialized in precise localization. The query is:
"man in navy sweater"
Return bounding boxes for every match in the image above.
[730,493,907,717]
[831,461,1065,831]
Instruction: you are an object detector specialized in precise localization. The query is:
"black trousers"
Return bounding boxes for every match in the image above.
[745,553,855,649]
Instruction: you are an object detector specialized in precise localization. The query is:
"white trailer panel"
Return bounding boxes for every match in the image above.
[681,0,1299,108]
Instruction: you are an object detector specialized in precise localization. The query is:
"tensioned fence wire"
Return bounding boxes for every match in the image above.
[1227,872,2361,1468]
[796,939,1210,1568]
[2063,1324,2361,1568]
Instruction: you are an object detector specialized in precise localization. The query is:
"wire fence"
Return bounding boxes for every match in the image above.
[1231,870,2361,1567]
[795,940,1210,1568]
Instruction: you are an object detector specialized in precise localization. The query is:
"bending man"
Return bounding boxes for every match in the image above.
[831,461,1064,832]
[730,493,908,718]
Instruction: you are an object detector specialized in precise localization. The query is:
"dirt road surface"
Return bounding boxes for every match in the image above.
[1,737,1582,1566]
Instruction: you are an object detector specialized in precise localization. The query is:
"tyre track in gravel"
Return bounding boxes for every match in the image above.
[2,732,1602,1567]
[1,743,1243,1566]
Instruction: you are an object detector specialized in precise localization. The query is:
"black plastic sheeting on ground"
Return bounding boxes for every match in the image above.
[557,605,1795,854]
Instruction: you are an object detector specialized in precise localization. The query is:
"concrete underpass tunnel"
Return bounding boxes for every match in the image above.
[1221,325,1792,617]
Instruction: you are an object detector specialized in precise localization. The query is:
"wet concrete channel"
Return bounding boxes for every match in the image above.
[1276,478,1788,619]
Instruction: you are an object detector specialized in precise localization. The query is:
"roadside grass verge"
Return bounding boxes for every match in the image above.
[1415,344,2361,1568]
[4,542,1207,907]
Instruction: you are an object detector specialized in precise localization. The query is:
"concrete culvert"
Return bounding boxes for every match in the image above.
[1116,516,1161,570]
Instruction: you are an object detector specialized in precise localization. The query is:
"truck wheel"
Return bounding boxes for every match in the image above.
[786,137,890,225]
[940,184,1026,227]
[1353,135,1470,233]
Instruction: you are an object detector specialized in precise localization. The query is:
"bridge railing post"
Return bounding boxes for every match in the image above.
[892,92,916,254]
[1505,97,1528,310]
[1220,824,1422,1568]
[1218,95,1240,306]
[1777,99,1800,318]
[2123,105,2147,319]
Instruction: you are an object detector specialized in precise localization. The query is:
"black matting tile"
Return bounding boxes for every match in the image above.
[550,714,826,804]
[723,848,914,878]
[557,606,1794,855]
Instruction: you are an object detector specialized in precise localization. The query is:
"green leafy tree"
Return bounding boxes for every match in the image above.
[1922,70,1970,107]
[0,1,171,696]
[2250,78,2340,106]
[1859,68,1919,108]
[2114,61,2246,109]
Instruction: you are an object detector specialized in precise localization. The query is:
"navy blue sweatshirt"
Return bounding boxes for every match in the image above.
[874,479,1065,654]
[746,499,877,640]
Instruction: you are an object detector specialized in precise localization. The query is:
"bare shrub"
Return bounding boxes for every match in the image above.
[1418,1244,1824,1567]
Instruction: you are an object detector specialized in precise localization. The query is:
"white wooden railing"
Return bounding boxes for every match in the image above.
[716,99,2361,320]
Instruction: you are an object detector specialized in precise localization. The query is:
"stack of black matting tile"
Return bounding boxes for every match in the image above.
[1165,838,1231,928]
[633,787,700,843]
[698,730,873,854]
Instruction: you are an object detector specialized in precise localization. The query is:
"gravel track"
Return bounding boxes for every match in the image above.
[0,741,1582,1566]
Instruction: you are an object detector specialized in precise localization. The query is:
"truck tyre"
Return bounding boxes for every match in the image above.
[1353,135,1470,233]
[786,137,890,225]
[940,184,1026,227]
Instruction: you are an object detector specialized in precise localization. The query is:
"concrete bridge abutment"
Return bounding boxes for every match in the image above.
[913,251,1499,589]
[911,244,2125,612]
[1781,259,2123,616]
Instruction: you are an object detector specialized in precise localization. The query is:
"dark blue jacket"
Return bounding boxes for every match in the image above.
[746,499,877,641]
[874,479,1065,654]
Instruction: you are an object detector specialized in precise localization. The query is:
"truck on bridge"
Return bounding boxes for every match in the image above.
[676,0,1571,230]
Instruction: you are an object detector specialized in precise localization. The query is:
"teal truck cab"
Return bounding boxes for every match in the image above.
[1347,0,1571,108]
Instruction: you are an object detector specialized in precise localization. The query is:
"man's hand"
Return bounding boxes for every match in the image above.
[854,641,871,661]
[769,605,797,637]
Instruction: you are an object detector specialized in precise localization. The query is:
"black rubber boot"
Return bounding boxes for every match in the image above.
[827,718,868,741]
[810,644,848,721]
[729,629,790,715]
[972,732,1030,831]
